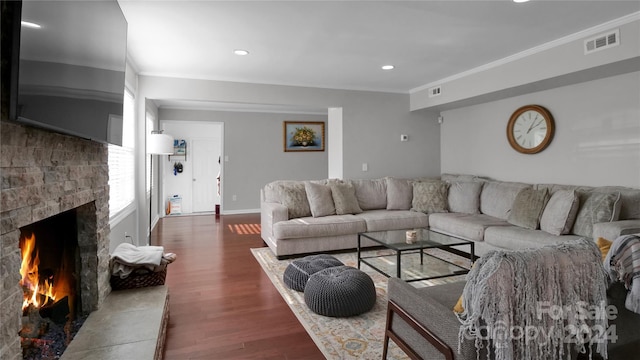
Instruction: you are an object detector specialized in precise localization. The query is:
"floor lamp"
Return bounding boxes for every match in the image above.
[147,130,174,244]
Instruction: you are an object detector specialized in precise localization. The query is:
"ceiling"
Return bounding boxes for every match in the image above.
[117,0,639,110]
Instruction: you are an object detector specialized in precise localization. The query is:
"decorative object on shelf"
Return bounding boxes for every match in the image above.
[506,105,555,154]
[405,230,417,244]
[284,121,325,152]
[169,139,187,161]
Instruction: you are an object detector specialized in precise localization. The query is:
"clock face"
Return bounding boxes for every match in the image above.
[512,110,547,149]
[507,105,554,154]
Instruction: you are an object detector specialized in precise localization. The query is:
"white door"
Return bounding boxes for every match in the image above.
[192,138,220,212]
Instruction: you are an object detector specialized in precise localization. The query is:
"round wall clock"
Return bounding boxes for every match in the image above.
[506,105,555,154]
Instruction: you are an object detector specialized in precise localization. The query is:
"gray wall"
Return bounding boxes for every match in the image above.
[158,109,329,212]
[139,76,441,212]
[440,71,640,188]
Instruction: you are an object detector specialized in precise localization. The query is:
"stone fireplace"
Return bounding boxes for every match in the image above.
[1,121,111,360]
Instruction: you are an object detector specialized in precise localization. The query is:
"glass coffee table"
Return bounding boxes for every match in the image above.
[357,228,474,282]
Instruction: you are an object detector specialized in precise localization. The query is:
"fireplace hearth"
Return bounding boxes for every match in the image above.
[1,121,111,360]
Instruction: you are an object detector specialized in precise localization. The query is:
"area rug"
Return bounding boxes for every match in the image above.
[251,247,470,359]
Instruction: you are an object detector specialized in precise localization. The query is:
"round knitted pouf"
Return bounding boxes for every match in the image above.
[304,266,376,317]
[283,254,344,292]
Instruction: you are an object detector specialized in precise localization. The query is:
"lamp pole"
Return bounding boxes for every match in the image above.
[147,130,174,244]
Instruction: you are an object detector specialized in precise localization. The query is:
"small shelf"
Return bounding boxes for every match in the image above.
[169,139,187,161]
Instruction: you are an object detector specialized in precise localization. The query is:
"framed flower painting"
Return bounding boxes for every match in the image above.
[283,121,325,152]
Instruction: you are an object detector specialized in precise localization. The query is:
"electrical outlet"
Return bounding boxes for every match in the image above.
[362,163,368,172]
[232,195,237,201]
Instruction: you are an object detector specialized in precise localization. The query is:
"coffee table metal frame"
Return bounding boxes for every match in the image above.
[357,228,474,282]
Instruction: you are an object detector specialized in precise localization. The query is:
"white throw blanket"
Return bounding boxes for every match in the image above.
[604,234,640,314]
[456,238,608,360]
[110,243,165,278]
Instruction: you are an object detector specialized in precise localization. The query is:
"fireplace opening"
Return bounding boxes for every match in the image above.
[18,209,87,359]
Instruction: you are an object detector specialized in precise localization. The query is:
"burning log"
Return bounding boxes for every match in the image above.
[20,304,48,340]
[39,296,70,325]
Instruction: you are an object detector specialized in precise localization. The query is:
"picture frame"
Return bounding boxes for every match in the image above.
[283,121,325,152]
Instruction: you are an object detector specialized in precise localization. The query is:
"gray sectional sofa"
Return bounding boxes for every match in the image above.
[260,174,640,259]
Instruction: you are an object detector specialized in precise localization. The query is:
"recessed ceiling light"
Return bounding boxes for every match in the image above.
[234,49,249,56]
[381,65,395,70]
[513,0,530,3]
[21,21,41,29]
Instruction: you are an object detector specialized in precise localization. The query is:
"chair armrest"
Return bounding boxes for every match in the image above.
[593,220,640,241]
[387,278,477,359]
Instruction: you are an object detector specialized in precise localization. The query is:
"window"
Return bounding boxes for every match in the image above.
[108,88,135,219]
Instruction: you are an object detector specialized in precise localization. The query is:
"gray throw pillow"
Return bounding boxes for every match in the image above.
[411,181,449,214]
[304,182,336,217]
[540,190,580,236]
[507,188,550,230]
[330,182,363,215]
[386,177,413,210]
[447,181,483,214]
[572,191,622,238]
[278,183,311,219]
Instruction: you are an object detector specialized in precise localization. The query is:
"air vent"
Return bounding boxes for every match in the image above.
[584,29,619,54]
[428,86,442,98]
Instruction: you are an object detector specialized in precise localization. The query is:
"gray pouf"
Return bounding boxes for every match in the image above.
[304,266,376,317]
[283,254,344,292]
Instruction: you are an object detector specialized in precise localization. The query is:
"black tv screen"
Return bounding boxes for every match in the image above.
[13,0,127,145]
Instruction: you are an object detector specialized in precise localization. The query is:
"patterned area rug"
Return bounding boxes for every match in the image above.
[251,247,470,359]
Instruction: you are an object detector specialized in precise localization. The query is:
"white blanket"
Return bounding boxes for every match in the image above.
[110,243,165,278]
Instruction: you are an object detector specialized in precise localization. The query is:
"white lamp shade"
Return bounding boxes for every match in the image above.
[148,133,174,154]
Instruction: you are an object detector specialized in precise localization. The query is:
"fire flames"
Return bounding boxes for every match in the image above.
[19,233,73,313]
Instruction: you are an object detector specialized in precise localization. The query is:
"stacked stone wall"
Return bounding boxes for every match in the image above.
[0,121,110,360]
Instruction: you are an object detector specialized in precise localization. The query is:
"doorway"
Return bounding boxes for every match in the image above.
[161,121,223,215]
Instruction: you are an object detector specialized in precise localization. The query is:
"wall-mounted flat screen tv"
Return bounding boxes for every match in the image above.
[11,0,127,146]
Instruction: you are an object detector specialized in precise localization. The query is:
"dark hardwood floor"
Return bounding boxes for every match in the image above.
[151,213,324,359]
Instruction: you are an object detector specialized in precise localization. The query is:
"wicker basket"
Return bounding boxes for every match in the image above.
[110,267,167,290]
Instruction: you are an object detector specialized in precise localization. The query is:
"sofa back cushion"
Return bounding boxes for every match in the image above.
[571,191,622,237]
[386,177,413,210]
[350,179,387,210]
[539,189,580,235]
[480,181,531,220]
[447,181,483,214]
[591,186,640,220]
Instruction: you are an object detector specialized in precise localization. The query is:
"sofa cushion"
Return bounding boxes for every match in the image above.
[278,183,312,219]
[304,182,335,217]
[539,189,580,236]
[350,178,387,210]
[507,188,549,230]
[480,181,531,220]
[484,226,581,250]
[411,180,449,214]
[330,182,363,215]
[447,181,483,214]
[572,191,622,237]
[386,177,413,210]
[592,186,640,220]
[593,220,640,244]
[428,213,509,242]
[264,180,304,203]
[355,210,429,232]
[273,215,367,240]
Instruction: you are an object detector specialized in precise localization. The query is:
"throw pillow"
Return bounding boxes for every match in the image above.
[411,181,449,214]
[507,188,550,230]
[278,183,311,219]
[572,191,622,238]
[304,182,336,217]
[447,181,483,214]
[330,182,363,215]
[453,294,464,314]
[540,190,580,236]
[597,237,612,262]
[385,177,413,210]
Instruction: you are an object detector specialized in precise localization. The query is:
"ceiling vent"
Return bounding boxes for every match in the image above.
[428,85,442,98]
[584,29,619,55]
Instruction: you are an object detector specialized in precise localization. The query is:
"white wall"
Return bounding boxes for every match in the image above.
[440,71,640,188]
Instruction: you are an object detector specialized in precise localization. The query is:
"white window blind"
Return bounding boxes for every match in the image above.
[146,112,154,194]
[108,88,135,219]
